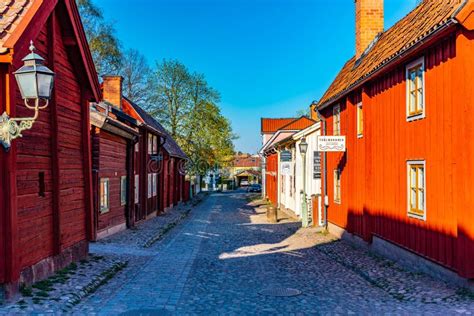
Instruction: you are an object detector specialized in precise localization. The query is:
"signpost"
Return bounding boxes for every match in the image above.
[317,136,346,152]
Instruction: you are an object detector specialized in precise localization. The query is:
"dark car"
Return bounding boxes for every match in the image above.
[247,184,262,193]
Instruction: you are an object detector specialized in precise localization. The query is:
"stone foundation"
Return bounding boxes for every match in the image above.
[97,223,127,240]
[327,222,474,290]
[2,240,89,300]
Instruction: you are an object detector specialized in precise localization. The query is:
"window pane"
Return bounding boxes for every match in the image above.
[410,70,416,91]
[411,188,417,209]
[418,189,425,211]
[418,167,424,189]
[417,89,423,112]
[410,167,417,187]
[410,91,416,113]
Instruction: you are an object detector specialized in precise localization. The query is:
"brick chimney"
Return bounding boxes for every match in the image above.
[102,76,123,109]
[355,0,384,59]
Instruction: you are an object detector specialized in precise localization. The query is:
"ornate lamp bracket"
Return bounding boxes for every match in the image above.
[0,98,48,151]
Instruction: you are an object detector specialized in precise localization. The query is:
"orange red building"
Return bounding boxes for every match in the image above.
[314,0,474,278]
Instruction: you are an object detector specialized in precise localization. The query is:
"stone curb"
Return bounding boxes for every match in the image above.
[142,193,207,249]
[62,261,128,311]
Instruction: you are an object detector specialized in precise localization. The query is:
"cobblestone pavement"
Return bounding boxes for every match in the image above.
[68,191,474,315]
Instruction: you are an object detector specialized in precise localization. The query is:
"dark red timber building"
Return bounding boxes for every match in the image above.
[90,76,141,240]
[0,0,100,296]
[123,99,188,215]
[314,0,474,280]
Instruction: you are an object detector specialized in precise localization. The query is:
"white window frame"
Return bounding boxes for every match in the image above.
[152,173,158,197]
[357,102,363,138]
[334,169,341,204]
[134,174,139,203]
[333,105,341,136]
[407,160,426,221]
[100,178,109,214]
[120,176,127,206]
[148,173,152,198]
[406,57,426,122]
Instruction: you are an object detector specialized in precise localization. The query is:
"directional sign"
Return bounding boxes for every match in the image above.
[280,150,292,162]
[313,151,321,179]
[317,136,346,152]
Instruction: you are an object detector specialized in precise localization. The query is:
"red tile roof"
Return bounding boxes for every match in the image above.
[279,116,316,131]
[317,0,466,108]
[233,156,261,168]
[0,0,40,50]
[261,118,296,133]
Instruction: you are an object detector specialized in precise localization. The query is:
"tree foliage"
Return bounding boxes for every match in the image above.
[77,0,122,76]
[147,60,236,175]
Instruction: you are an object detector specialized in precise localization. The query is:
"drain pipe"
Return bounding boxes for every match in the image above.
[314,102,328,230]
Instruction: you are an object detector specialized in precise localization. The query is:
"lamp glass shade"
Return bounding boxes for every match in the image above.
[299,138,308,154]
[15,71,38,99]
[13,43,55,100]
[37,70,55,99]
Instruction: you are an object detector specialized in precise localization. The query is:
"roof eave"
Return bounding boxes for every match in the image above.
[316,18,459,111]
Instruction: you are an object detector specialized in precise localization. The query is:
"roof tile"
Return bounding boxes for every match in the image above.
[318,0,464,107]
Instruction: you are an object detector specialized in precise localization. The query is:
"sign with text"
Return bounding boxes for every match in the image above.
[313,151,321,179]
[317,136,346,152]
[280,150,292,162]
[281,162,291,175]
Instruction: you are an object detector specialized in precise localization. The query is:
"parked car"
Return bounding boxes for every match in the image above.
[247,184,262,193]
[240,180,249,187]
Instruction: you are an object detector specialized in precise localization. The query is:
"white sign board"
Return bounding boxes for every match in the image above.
[281,162,291,175]
[317,136,346,152]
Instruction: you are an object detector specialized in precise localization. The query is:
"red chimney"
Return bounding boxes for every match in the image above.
[355,0,384,59]
[102,75,123,109]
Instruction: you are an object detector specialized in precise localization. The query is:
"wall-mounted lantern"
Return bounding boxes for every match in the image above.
[0,41,55,151]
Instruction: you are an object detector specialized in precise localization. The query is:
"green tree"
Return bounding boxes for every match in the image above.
[77,0,122,76]
[146,59,193,139]
[146,60,236,175]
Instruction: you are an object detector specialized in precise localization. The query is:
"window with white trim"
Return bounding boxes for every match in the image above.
[152,173,158,197]
[407,161,426,220]
[357,102,363,137]
[406,57,425,120]
[148,133,153,154]
[334,169,341,204]
[100,178,109,213]
[120,176,127,206]
[333,105,341,135]
[148,173,152,198]
[134,174,139,203]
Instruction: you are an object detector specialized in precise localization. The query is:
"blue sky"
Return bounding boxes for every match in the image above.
[98,0,418,154]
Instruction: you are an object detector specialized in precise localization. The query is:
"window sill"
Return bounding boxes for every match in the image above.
[100,208,109,214]
[407,112,425,122]
[408,211,426,221]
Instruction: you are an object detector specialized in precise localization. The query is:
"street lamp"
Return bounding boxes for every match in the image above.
[299,137,310,227]
[0,41,55,151]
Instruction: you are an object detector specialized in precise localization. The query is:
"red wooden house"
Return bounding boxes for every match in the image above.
[314,0,474,279]
[123,99,188,214]
[260,116,315,206]
[90,76,141,240]
[0,0,100,296]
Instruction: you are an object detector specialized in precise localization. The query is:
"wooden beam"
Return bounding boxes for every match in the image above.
[82,90,95,241]
[48,11,62,256]
[4,66,20,285]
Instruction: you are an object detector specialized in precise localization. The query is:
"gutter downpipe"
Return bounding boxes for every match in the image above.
[314,103,328,230]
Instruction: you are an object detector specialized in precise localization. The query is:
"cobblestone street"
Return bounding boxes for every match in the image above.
[64,191,474,315]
